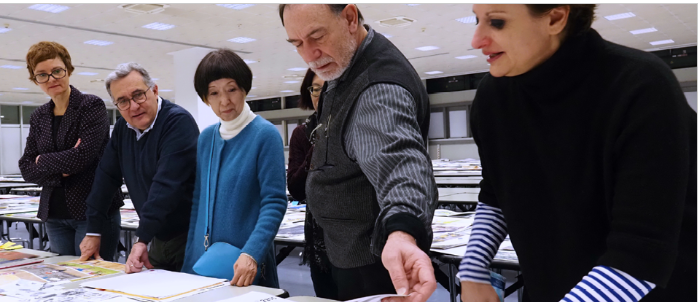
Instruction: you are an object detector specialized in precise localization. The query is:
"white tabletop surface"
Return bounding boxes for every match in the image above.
[32,256,286,301]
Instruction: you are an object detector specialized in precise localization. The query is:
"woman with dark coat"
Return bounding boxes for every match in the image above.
[458,4,695,302]
[19,41,122,260]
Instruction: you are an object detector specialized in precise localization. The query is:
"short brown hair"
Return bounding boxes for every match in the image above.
[279,4,364,27]
[526,4,596,38]
[25,41,75,83]
[298,68,317,110]
[194,48,253,104]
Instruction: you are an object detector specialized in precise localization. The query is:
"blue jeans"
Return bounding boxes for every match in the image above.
[44,211,121,261]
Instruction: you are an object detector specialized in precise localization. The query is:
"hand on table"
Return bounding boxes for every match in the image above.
[125,242,153,273]
[231,253,257,287]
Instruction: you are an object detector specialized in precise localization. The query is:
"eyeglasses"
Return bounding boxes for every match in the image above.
[114,87,151,111]
[307,86,322,98]
[34,68,67,84]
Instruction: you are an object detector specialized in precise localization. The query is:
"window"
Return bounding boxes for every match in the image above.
[428,110,445,139]
[22,106,39,125]
[108,109,115,125]
[1,106,20,125]
[448,107,468,138]
[272,121,284,142]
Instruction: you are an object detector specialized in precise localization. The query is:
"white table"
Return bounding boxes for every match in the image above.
[438,193,478,204]
[38,256,286,301]
[438,187,480,196]
[287,296,339,302]
[435,177,482,186]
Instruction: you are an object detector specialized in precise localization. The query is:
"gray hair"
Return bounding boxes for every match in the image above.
[105,62,155,99]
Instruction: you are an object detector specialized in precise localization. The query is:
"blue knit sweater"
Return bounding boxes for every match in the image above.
[182,116,287,288]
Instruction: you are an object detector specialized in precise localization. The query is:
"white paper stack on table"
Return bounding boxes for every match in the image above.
[81,269,227,302]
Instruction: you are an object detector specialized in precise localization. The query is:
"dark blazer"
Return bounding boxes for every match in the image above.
[18,85,123,221]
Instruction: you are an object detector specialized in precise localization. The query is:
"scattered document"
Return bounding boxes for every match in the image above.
[346,293,409,302]
[215,291,283,302]
[81,269,226,301]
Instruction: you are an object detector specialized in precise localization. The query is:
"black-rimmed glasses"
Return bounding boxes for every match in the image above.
[307,86,322,98]
[34,68,67,84]
[114,87,151,111]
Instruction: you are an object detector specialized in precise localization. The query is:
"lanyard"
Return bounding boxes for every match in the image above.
[203,123,220,251]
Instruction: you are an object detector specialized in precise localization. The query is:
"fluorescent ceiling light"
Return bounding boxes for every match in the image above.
[0,28,11,34]
[604,12,635,21]
[84,40,113,46]
[247,95,257,98]
[284,81,300,84]
[251,87,257,90]
[160,89,173,92]
[13,88,29,90]
[151,78,159,81]
[630,27,657,35]
[650,39,674,45]
[28,4,69,13]
[456,55,477,60]
[280,90,295,93]
[406,4,420,6]
[228,37,256,43]
[77,72,98,76]
[142,22,175,31]
[217,4,254,10]
[0,65,22,69]
[455,16,476,24]
[22,101,35,104]
[425,71,443,75]
[243,59,257,64]
[287,67,307,71]
[381,33,393,38]
[416,46,439,51]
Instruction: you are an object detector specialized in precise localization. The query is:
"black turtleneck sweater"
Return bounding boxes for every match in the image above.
[471,29,696,301]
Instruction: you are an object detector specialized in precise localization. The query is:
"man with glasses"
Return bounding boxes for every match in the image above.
[79,62,199,274]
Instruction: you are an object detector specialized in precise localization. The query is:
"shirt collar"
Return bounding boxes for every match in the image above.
[127,96,163,141]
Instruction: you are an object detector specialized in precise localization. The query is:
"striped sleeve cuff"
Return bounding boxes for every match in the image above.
[561,266,656,302]
[458,202,508,284]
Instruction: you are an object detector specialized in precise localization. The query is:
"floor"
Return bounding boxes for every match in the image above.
[5,221,521,302]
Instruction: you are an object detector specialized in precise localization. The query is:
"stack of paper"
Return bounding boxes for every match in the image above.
[81,269,226,301]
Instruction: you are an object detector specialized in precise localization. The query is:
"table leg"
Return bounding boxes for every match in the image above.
[39,223,46,250]
[448,262,458,302]
[125,230,133,258]
[27,223,34,250]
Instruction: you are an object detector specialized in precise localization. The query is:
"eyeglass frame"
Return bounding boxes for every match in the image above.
[307,85,322,98]
[113,87,152,111]
[34,68,68,84]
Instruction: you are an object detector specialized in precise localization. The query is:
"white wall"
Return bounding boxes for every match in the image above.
[1,126,21,175]
[684,91,697,112]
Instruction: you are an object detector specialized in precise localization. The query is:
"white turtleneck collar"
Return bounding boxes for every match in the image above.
[219,102,257,140]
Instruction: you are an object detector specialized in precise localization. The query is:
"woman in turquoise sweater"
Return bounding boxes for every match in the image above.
[182,48,287,288]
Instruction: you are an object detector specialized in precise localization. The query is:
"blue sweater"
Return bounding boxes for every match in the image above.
[182,116,287,288]
[86,99,199,243]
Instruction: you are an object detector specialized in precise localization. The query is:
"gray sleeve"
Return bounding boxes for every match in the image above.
[345,83,438,253]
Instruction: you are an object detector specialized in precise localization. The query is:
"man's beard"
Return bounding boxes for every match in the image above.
[308,37,358,81]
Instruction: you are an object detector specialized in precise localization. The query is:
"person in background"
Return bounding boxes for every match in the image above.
[79,62,199,274]
[286,68,337,299]
[181,49,287,288]
[19,41,122,260]
[459,4,696,302]
[280,4,438,301]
